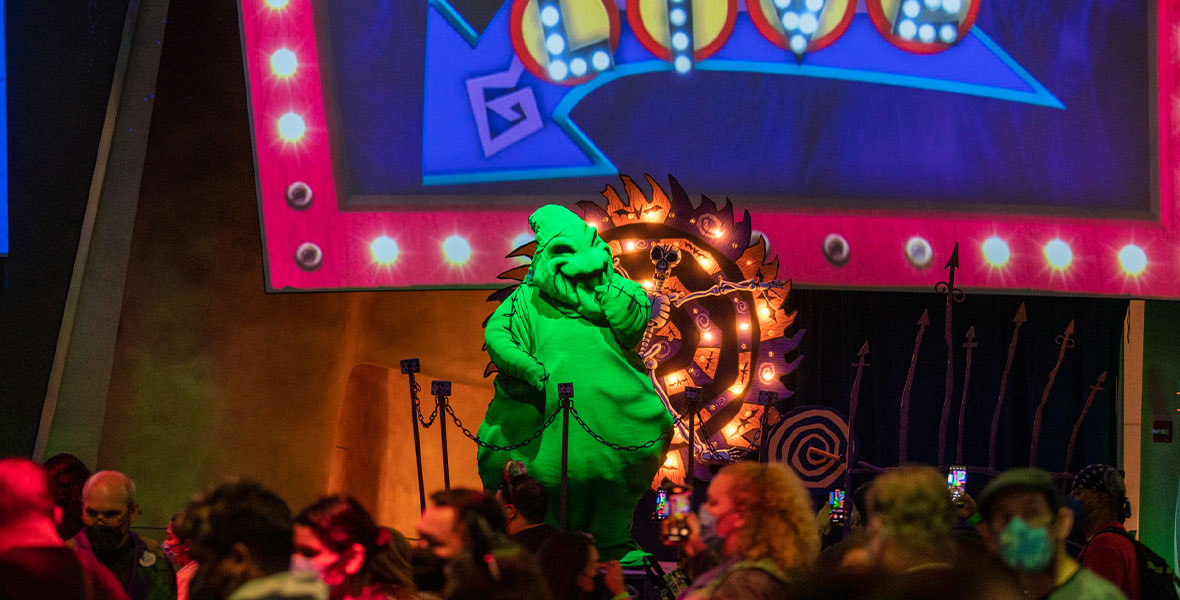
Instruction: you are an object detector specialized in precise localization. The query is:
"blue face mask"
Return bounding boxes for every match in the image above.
[1063,495,1086,525]
[1062,495,1088,545]
[998,516,1054,573]
[697,506,725,553]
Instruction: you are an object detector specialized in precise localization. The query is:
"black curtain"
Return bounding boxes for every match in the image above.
[780,289,1126,495]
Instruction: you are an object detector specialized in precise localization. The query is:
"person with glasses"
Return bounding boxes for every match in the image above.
[163,513,197,600]
[75,471,176,600]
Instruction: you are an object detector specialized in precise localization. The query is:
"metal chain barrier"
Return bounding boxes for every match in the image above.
[438,392,682,453]
[568,402,675,452]
[444,402,562,452]
[411,381,439,428]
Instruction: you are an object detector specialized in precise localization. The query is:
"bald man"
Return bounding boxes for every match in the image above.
[0,457,127,600]
[75,470,176,600]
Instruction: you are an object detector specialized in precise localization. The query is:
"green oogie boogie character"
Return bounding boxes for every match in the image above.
[477,204,673,559]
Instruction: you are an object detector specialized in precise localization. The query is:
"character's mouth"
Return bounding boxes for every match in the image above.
[565,266,606,290]
[552,262,608,306]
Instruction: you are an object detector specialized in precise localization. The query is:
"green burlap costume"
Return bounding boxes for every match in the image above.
[477,205,673,559]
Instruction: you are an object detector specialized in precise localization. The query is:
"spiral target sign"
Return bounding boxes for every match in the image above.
[767,406,849,489]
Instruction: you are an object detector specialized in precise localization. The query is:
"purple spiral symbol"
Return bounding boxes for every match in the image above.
[767,406,849,489]
[693,312,712,331]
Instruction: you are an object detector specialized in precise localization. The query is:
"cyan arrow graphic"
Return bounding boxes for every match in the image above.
[425,8,1062,186]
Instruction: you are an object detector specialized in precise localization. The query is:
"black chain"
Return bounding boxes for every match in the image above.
[411,381,439,428]
[568,403,674,452]
[444,402,562,452]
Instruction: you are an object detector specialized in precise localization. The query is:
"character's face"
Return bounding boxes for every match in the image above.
[649,244,681,273]
[530,219,613,315]
[414,505,465,559]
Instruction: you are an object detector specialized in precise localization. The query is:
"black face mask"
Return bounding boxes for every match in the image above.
[85,524,129,552]
[409,547,448,593]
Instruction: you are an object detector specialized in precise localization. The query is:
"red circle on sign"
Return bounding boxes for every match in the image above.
[510,0,622,86]
[865,0,980,55]
[747,0,857,54]
[625,0,738,62]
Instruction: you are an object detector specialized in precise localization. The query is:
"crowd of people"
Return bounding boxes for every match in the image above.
[0,451,1168,600]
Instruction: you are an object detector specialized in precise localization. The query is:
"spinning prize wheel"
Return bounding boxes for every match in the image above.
[578,175,804,485]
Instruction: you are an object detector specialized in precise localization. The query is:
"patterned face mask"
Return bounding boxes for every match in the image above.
[998,516,1054,573]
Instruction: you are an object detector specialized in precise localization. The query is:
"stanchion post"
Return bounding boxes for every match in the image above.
[558,382,573,532]
[683,386,701,507]
[432,380,452,491]
[755,391,778,464]
[401,359,427,513]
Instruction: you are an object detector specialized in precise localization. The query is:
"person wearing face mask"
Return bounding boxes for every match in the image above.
[177,480,327,600]
[535,532,626,600]
[977,468,1125,600]
[1066,465,1140,600]
[293,495,418,600]
[411,489,509,596]
[165,512,199,600]
[75,471,176,600]
[676,462,820,600]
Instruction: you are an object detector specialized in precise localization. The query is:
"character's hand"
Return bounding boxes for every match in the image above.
[601,560,625,597]
[529,367,549,391]
[649,293,677,329]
